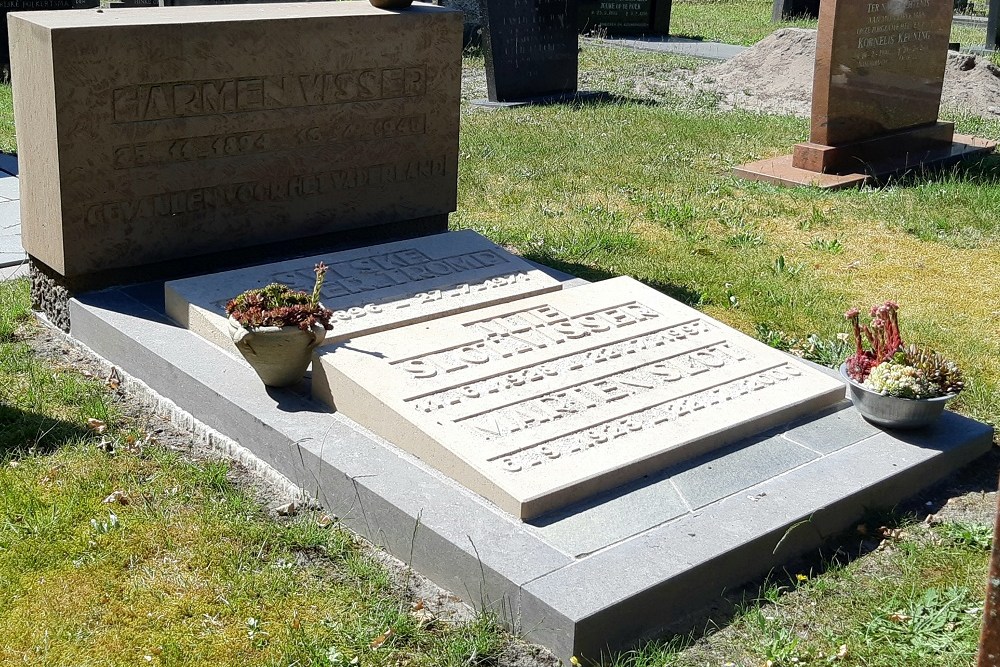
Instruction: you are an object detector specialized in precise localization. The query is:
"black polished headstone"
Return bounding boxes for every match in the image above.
[478,0,578,103]
[578,0,672,36]
[988,0,999,50]
[771,0,819,21]
[2,0,98,69]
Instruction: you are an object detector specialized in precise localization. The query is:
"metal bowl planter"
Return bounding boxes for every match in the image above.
[839,364,954,429]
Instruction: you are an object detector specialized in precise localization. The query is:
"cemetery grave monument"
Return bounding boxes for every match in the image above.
[771,0,820,22]
[577,0,672,36]
[476,0,580,104]
[736,0,996,188]
[1,0,97,73]
[8,0,995,660]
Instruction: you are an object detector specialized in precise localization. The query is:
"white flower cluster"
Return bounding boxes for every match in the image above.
[864,362,939,399]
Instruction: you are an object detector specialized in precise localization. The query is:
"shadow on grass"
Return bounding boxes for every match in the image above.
[522,253,703,306]
[0,403,91,458]
[871,152,1000,189]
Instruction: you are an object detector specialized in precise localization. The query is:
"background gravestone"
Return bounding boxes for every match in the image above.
[477,0,578,103]
[577,0,671,36]
[989,0,999,50]
[807,0,953,148]
[771,0,819,21]
[1,0,97,72]
[734,0,995,188]
[9,2,463,328]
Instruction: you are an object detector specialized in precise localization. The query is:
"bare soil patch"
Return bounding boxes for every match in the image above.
[684,28,1000,120]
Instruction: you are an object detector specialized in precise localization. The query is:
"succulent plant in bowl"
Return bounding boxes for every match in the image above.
[226,263,334,387]
[841,301,963,428]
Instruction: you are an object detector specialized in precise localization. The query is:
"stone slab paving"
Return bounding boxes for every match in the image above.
[68,280,993,661]
[584,35,747,61]
[0,172,25,271]
[0,261,28,281]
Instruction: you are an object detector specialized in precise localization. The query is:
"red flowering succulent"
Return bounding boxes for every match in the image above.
[843,301,903,383]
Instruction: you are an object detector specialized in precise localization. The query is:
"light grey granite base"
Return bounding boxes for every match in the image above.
[67,283,993,661]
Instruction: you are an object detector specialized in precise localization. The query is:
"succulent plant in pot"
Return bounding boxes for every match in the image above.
[840,301,964,428]
[226,263,334,388]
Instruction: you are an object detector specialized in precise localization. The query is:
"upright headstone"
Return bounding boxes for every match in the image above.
[577,0,671,36]
[734,0,995,188]
[477,0,578,103]
[988,0,999,50]
[1,0,97,72]
[771,0,819,21]
[9,2,462,327]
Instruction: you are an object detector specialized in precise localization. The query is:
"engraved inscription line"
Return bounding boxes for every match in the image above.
[85,155,447,226]
[452,342,750,441]
[112,114,427,170]
[392,302,688,378]
[112,67,427,123]
[491,363,804,472]
[406,329,739,417]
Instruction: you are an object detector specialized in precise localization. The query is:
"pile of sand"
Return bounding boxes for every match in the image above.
[688,27,1000,120]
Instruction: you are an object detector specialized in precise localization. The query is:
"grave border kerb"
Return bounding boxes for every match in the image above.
[64,277,994,661]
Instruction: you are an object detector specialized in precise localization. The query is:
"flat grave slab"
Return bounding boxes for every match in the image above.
[313,276,846,519]
[165,230,562,353]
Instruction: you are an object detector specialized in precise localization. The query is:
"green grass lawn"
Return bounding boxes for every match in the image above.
[0,84,14,154]
[459,45,1000,428]
[0,280,509,667]
[670,0,990,49]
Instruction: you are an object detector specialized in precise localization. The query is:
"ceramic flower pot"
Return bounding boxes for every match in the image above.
[229,317,327,388]
[368,0,413,9]
[839,364,954,429]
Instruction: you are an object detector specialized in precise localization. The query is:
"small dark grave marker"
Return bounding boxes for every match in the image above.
[2,0,98,70]
[477,0,578,103]
[577,0,671,36]
[988,0,999,50]
[771,0,820,21]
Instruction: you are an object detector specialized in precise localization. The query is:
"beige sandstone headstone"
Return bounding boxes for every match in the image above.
[165,230,563,354]
[9,2,461,278]
[313,277,846,519]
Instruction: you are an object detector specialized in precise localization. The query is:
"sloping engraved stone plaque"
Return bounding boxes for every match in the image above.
[165,230,562,353]
[313,276,846,519]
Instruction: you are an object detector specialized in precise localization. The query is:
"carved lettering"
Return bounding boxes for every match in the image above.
[111,67,428,122]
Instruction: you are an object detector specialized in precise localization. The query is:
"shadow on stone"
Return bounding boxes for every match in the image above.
[524,254,703,306]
